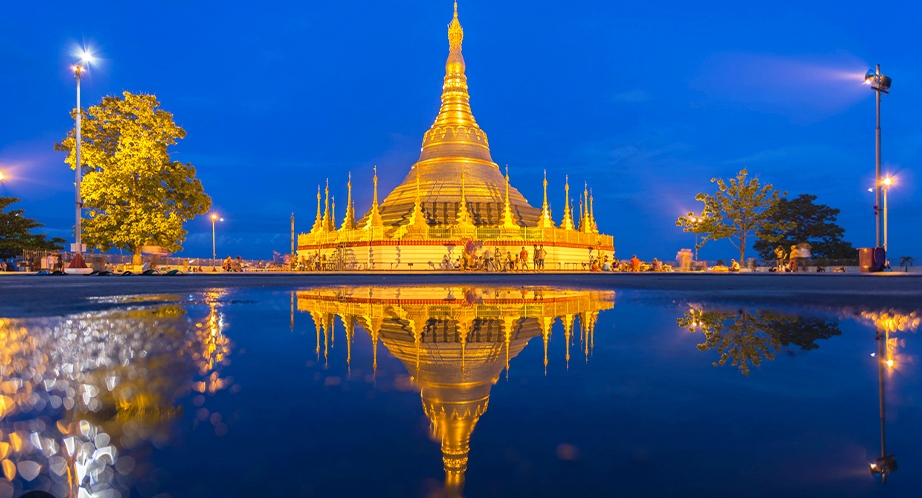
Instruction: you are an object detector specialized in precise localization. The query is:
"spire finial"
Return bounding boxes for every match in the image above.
[448,1,464,50]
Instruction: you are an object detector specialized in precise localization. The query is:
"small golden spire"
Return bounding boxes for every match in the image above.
[561,175,574,231]
[322,179,331,232]
[456,167,475,228]
[578,195,584,232]
[582,182,591,233]
[343,172,356,230]
[311,185,323,233]
[540,169,554,228]
[364,166,384,229]
[501,165,516,228]
[590,188,598,233]
[331,195,337,232]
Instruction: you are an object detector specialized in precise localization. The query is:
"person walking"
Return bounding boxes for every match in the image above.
[519,247,530,272]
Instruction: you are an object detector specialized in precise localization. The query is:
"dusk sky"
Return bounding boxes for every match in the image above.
[1,0,919,261]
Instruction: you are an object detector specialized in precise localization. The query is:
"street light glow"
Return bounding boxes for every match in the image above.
[211,213,218,221]
[883,177,892,186]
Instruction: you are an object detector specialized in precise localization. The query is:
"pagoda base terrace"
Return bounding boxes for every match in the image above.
[296,226,614,271]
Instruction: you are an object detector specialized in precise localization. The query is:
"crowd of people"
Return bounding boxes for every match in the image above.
[772,243,813,272]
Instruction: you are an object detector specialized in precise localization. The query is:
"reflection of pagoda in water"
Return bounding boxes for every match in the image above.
[296,3,614,271]
[297,286,614,496]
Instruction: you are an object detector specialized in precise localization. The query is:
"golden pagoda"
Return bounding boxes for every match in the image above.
[297,3,614,270]
[297,285,615,496]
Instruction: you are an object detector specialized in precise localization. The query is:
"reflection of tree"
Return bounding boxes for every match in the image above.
[678,308,841,375]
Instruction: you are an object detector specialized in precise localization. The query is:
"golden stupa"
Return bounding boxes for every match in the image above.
[297,286,615,497]
[297,3,614,270]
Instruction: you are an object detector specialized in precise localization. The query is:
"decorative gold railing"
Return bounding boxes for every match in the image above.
[298,225,613,248]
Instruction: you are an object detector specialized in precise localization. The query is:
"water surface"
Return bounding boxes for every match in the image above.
[0,285,917,497]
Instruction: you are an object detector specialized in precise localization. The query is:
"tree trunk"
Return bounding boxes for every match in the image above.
[132,247,142,266]
[739,234,746,265]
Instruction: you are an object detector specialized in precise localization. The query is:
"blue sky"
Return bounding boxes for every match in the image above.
[1,0,919,260]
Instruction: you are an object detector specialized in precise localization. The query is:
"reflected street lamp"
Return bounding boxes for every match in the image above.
[71,50,94,261]
[864,65,892,252]
[871,327,897,482]
[210,213,223,269]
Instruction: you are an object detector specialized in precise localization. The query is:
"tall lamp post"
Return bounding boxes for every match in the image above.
[71,51,94,261]
[882,177,893,253]
[210,213,223,269]
[689,216,700,261]
[865,65,892,251]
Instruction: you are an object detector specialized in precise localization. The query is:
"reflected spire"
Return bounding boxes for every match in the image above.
[563,313,574,368]
[295,285,615,496]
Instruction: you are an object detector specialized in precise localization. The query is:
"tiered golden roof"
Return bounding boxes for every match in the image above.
[297,285,614,496]
[361,2,542,228]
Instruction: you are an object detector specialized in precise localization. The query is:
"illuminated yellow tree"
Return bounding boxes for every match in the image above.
[56,92,211,262]
[677,169,791,263]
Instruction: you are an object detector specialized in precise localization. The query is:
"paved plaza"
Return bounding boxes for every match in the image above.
[1,272,919,318]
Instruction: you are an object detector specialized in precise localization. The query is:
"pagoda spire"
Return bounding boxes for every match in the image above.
[590,188,598,234]
[322,179,331,232]
[343,172,356,230]
[501,165,517,228]
[399,169,429,238]
[311,185,323,233]
[456,167,475,228]
[540,169,554,228]
[364,166,384,229]
[561,175,575,231]
[331,195,337,232]
[581,182,591,233]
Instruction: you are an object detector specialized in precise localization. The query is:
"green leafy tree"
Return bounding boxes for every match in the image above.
[0,196,66,260]
[677,307,841,375]
[753,194,856,260]
[55,92,211,262]
[677,169,792,263]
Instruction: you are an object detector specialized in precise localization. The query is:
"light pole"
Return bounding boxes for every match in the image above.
[882,177,893,253]
[210,213,223,269]
[689,216,700,261]
[865,65,892,251]
[71,51,94,261]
